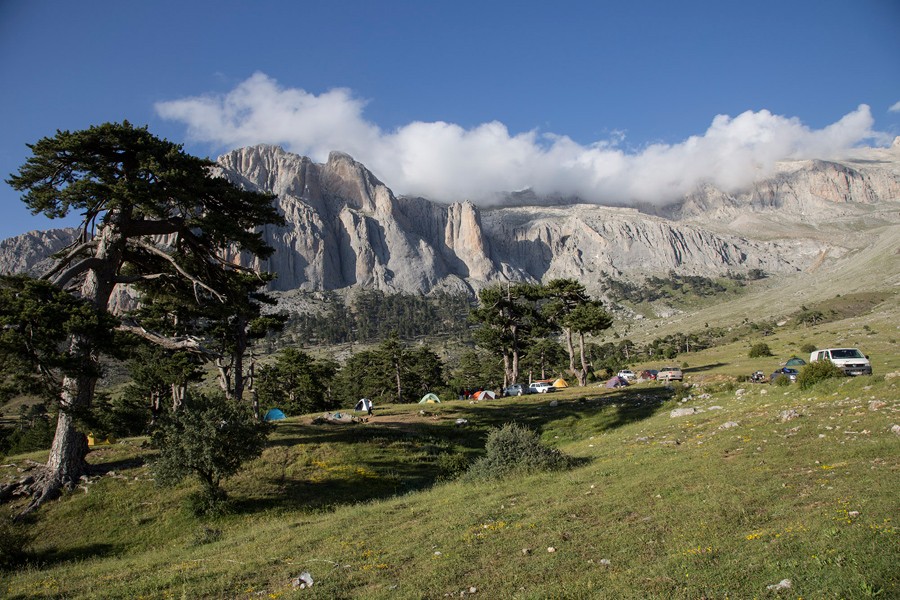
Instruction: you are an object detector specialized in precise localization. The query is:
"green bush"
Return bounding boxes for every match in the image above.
[772,374,792,387]
[151,393,271,515]
[748,343,773,358]
[436,452,470,480]
[0,514,32,569]
[797,361,844,390]
[465,423,572,480]
[800,343,817,354]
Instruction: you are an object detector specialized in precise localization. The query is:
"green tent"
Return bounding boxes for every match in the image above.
[419,393,441,404]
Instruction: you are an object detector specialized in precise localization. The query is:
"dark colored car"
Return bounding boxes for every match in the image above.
[770,367,799,383]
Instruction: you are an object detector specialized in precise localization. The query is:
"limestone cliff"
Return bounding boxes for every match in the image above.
[3,143,898,299]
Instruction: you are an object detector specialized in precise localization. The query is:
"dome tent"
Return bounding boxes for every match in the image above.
[264,408,286,421]
[419,393,441,404]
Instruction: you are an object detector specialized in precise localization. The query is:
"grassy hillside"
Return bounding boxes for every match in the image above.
[2,304,898,598]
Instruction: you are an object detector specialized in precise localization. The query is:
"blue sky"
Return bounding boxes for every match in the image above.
[1,0,898,239]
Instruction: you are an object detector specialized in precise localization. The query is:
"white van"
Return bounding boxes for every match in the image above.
[809,348,872,376]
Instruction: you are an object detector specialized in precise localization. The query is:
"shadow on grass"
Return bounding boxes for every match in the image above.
[88,456,145,476]
[683,362,728,373]
[22,542,122,568]
[230,385,674,515]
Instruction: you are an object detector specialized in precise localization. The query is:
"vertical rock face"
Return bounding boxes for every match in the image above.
[214,146,851,295]
[217,146,497,293]
[3,143,897,297]
[0,228,76,276]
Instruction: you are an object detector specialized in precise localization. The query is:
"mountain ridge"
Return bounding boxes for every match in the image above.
[2,143,898,301]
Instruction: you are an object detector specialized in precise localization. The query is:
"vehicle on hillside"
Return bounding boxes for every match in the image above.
[749,370,767,383]
[504,383,533,396]
[657,367,683,382]
[617,370,637,382]
[809,348,872,376]
[770,367,799,383]
[529,381,555,393]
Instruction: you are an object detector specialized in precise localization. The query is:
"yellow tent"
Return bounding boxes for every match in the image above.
[87,433,115,446]
[552,378,568,388]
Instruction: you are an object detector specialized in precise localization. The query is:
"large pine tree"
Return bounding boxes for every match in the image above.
[3,122,283,512]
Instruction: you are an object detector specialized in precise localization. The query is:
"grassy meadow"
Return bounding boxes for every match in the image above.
[2,292,899,598]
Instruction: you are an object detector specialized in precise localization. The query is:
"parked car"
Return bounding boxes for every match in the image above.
[639,369,659,381]
[809,348,872,376]
[529,381,555,393]
[617,370,637,382]
[770,367,799,383]
[504,383,532,396]
[657,367,683,382]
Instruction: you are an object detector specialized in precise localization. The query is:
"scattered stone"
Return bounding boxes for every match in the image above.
[892,424,900,436]
[719,421,739,430]
[521,548,531,555]
[549,400,559,407]
[708,405,723,411]
[291,572,314,589]
[779,409,800,422]
[434,551,442,556]
[599,558,611,566]
[455,419,469,427]
[735,388,747,396]
[884,371,900,380]
[766,578,792,591]
[547,547,556,553]
[849,511,860,518]
[868,401,886,411]
[670,407,699,418]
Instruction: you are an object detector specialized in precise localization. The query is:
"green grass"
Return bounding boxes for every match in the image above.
[2,282,899,599]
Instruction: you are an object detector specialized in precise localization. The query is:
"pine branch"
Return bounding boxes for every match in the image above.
[126,239,226,303]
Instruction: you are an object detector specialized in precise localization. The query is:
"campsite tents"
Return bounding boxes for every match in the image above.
[355,398,373,414]
[605,376,629,388]
[264,408,286,421]
[419,393,441,404]
[552,378,568,388]
[473,390,496,400]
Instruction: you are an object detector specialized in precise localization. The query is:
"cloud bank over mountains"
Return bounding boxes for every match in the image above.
[156,72,883,206]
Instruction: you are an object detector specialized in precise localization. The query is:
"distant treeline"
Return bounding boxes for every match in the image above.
[284,289,474,345]
[600,270,766,304]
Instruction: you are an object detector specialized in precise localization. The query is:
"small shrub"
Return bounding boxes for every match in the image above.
[800,343,817,354]
[152,393,271,514]
[798,361,844,390]
[465,423,572,480]
[748,343,773,358]
[772,374,792,387]
[0,515,32,569]
[436,452,469,480]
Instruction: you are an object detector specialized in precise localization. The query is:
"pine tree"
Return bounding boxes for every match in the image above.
[3,122,283,513]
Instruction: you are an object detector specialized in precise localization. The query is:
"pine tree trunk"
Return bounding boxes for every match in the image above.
[577,333,589,387]
[566,329,576,378]
[19,220,123,513]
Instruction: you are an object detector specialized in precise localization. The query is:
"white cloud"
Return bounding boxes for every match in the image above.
[156,72,879,205]
[889,101,900,113]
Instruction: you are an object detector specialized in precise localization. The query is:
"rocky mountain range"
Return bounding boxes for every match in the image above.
[3,140,899,301]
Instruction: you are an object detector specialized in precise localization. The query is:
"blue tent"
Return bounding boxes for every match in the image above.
[264,408,286,421]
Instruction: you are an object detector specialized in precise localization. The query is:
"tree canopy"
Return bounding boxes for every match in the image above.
[2,122,284,513]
